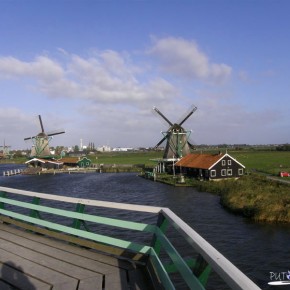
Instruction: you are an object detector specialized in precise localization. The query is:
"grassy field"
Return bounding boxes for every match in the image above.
[92,151,163,166]
[93,149,290,175]
[230,150,290,175]
[7,149,290,175]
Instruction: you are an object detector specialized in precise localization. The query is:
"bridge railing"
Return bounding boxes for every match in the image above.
[0,186,260,290]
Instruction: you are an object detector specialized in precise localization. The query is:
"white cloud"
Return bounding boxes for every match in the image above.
[0,56,64,80]
[149,37,232,83]
[0,51,179,107]
[1,38,287,149]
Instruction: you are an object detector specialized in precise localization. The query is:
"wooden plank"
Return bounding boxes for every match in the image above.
[0,248,78,289]
[0,223,157,289]
[0,261,50,290]
[78,276,104,290]
[0,279,15,290]
[0,227,124,276]
[0,217,146,263]
[0,221,143,269]
[105,271,128,290]
[0,237,104,281]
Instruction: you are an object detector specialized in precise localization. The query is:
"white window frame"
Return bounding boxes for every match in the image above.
[238,168,244,175]
[228,160,232,165]
[221,169,226,176]
[222,160,226,166]
[210,170,216,178]
[227,169,232,176]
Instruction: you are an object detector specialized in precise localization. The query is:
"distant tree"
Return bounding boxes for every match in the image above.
[55,146,65,155]
[74,145,79,152]
[276,144,290,151]
[13,150,23,158]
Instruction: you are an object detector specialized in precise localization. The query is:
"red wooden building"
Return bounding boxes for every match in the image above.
[175,153,245,180]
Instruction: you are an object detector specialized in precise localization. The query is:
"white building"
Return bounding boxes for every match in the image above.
[97,145,112,152]
[112,147,133,152]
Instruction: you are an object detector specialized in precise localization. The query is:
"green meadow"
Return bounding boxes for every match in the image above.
[92,149,290,176]
[230,150,290,175]
[93,151,162,166]
[8,149,290,173]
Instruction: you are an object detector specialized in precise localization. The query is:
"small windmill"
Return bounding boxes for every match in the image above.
[153,105,197,160]
[24,115,65,159]
[0,140,12,159]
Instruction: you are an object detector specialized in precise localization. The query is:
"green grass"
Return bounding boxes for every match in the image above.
[230,150,290,175]
[187,174,290,223]
[153,173,290,223]
[93,150,290,176]
[92,151,163,166]
[220,175,290,223]
[9,149,290,176]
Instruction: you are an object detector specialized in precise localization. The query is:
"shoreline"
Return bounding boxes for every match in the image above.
[142,173,290,224]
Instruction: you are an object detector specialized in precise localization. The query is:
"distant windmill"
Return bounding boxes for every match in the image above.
[153,105,197,160]
[24,115,65,159]
[0,140,12,158]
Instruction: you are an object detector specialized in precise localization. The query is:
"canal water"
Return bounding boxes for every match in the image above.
[0,164,289,290]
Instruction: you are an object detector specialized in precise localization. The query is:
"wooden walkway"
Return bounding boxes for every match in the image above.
[0,223,154,290]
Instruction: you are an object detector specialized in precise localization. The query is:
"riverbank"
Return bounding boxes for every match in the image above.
[2,150,289,223]
[149,173,290,223]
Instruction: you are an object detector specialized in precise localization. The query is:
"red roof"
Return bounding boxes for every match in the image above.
[58,157,79,164]
[175,153,225,169]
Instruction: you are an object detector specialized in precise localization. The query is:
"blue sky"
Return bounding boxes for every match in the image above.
[1,0,290,150]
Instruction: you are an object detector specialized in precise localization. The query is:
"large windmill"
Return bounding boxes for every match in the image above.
[153,105,197,160]
[24,115,65,159]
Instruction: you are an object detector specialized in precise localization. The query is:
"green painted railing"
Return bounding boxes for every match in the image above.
[0,186,260,290]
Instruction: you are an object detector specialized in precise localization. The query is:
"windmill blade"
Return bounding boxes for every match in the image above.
[187,140,195,149]
[153,107,173,126]
[24,134,39,140]
[185,129,196,149]
[154,135,167,148]
[38,115,45,133]
[47,129,65,137]
[178,105,197,126]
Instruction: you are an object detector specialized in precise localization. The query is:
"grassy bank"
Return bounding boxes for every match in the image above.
[220,176,289,223]
[153,173,290,223]
[188,174,290,223]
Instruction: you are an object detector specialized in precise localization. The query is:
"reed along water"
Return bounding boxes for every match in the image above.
[0,164,289,290]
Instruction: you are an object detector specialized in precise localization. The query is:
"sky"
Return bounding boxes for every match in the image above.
[1,0,290,150]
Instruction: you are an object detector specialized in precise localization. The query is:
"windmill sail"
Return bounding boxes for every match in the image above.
[24,115,65,158]
[153,106,196,159]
